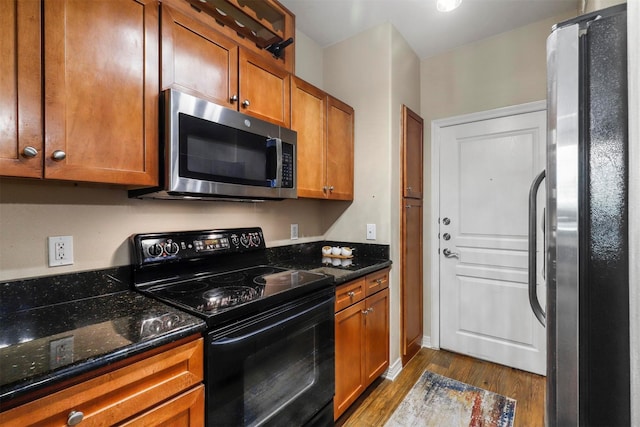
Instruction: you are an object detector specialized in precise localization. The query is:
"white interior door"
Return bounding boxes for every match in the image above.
[439,110,546,375]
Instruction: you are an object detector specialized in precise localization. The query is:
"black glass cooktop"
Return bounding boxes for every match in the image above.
[145,266,329,319]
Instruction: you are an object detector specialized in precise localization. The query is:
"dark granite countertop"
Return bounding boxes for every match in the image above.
[267,241,391,285]
[0,241,389,407]
[0,267,206,406]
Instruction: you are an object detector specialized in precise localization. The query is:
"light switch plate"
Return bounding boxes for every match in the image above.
[366,224,376,240]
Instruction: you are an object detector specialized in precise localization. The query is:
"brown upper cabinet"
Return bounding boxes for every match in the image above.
[161,0,292,127]
[0,0,42,178]
[402,106,424,199]
[291,77,354,200]
[0,0,159,186]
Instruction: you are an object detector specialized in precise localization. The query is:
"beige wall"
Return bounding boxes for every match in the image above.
[322,22,421,366]
[293,29,324,89]
[420,9,577,338]
[0,179,327,281]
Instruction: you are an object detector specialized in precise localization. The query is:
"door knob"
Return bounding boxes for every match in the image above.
[442,217,451,225]
[443,233,451,241]
[442,248,459,258]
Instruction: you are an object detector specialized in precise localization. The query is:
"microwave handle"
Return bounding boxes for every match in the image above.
[267,138,283,187]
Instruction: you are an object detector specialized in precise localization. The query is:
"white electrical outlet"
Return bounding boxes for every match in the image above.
[290,223,299,240]
[366,223,376,240]
[48,236,74,266]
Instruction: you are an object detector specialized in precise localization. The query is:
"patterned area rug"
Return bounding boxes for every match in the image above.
[384,371,517,427]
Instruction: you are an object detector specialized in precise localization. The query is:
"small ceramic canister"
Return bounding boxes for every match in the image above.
[340,247,352,257]
[331,246,342,256]
[322,246,332,256]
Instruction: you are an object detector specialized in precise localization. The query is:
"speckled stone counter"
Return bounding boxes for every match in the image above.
[0,267,206,406]
[267,241,391,284]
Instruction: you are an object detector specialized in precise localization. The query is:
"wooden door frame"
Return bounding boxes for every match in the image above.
[429,100,546,349]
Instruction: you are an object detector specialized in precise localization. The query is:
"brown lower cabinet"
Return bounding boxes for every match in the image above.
[334,268,390,420]
[0,337,204,426]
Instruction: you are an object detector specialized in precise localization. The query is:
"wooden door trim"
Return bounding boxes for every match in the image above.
[429,100,546,350]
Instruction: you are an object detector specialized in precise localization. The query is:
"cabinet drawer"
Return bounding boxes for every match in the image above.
[121,384,205,426]
[0,338,204,426]
[366,268,390,296]
[335,278,365,312]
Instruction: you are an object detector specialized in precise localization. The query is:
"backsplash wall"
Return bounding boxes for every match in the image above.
[0,179,331,281]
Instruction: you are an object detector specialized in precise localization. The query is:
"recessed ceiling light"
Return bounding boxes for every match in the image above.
[437,0,462,12]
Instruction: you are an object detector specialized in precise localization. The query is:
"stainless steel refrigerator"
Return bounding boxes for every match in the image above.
[528,4,630,426]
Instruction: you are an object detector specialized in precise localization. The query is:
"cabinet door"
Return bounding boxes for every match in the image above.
[43,0,159,185]
[401,198,423,365]
[161,5,238,109]
[0,0,42,178]
[291,77,327,198]
[334,301,366,420]
[402,105,424,199]
[326,96,354,200]
[239,48,290,127]
[365,288,390,386]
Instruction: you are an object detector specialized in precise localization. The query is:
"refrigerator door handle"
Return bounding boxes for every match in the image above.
[528,169,546,327]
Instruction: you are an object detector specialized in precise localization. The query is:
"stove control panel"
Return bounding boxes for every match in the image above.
[132,227,266,265]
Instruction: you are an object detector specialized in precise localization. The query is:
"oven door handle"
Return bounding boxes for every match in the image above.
[211,296,331,346]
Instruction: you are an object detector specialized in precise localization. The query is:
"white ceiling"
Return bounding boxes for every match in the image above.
[278,0,578,59]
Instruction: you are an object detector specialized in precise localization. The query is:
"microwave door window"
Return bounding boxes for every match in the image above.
[179,114,272,187]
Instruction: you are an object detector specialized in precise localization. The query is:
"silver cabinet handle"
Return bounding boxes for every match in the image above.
[442,217,451,225]
[405,205,411,209]
[22,146,38,158]
[347,291,355,298]
[329,186,334,192]
[52,150,66,161]
[230,95,238,102]
[242,99,250,107]
[67,410,84,426]
[528,169,546,327]
[442,248,459,258]
[322,186,328,192]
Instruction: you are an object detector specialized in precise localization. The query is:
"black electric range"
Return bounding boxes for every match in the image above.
[130,227,333,327]
[131,227,336,426]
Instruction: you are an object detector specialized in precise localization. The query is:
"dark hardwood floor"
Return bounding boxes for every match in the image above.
[336,347,545,427]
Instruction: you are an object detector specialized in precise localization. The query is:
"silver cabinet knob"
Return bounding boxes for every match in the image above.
[52,150,66,161]
[67,410,84,426]
[242,99,250,107]
[442,217,451,225]
[230,95,238,102]
[407,186,412,191]
[322,186,328,192]
[443,233,451,241]
[22,146,38,158]
[329,186,334,192]
[347,291,355,298]
[442,248,460,258]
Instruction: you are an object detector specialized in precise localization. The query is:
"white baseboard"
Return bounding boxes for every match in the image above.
[384,357,402,381]
[422,335,436,349]
[383,336,435,382]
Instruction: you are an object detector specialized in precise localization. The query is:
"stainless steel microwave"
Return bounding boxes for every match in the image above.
[130,89,297,201]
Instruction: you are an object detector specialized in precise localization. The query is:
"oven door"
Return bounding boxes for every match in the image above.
[206,288,335,427]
